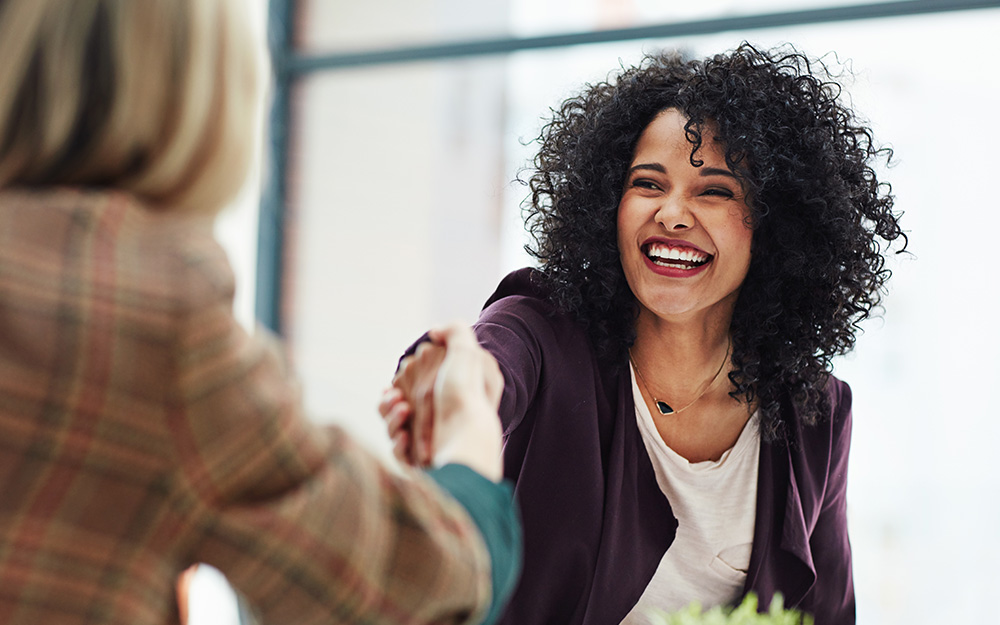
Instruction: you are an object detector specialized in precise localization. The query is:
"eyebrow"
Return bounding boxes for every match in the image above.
[699,167,740,180]
[628,163,738,180]
[628,163,665,174]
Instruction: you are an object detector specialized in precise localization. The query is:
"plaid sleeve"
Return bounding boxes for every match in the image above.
[426,466,521,625]
[165,249,495,625]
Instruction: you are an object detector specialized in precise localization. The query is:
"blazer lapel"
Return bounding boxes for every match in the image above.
[582,364,677,625]
[779,445,817,604]
[745,429,816,609]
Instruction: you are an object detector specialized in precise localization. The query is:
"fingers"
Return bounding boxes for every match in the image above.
[410,343,444,467]
[388,341,446,468]
[425,323,505,481]
[381,388,415,465]
[379,386,403,419]
[383,396,411,439]
[388,323,502,472]
[391,429,412,465]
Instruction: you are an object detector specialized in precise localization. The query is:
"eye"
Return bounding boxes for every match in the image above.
[630,178,661,191]
[701,187,735,199]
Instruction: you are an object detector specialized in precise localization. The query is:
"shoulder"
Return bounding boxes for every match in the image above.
[123,200,235,316]
[825,375,853,458]
[0,188,250,446]
[483,267,552,308]
[475,269,600,380]
[783,374,853,471]
[103,191,236,322]
[0,187,236,340]
[785,374,852,433]
[817,375,853,445]
[826,376,853,423]
[478,267,584,344]
[478,269,616,439]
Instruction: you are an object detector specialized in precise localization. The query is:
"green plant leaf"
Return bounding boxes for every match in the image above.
[645,593,813,625]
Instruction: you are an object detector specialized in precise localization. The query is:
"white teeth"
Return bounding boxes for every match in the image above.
[646,243,709,264]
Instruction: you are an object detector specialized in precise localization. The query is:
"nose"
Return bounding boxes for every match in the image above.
[654,193,694,231]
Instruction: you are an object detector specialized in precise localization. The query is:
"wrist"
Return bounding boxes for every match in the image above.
[432,404,503,482]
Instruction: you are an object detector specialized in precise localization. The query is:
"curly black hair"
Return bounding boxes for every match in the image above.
[522,42,906,442]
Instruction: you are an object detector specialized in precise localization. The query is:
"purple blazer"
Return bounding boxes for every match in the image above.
[473,268,854,625]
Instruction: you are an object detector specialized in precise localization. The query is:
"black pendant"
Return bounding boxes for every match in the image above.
[656,401,674,415]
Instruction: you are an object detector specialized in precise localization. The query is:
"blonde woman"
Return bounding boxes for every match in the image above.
[0,1,520,624]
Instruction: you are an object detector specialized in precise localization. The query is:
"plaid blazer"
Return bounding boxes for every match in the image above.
[0,188,493,624]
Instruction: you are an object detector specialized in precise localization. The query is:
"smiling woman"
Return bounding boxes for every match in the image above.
[382,42,906,625]
[617,109,753,331]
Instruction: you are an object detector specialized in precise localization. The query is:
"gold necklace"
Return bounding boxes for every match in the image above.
[629,339,732,416]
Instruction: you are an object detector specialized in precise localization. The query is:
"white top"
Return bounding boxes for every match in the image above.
[621,365,761,625]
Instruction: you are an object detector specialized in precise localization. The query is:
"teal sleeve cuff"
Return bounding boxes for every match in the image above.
[426,464,522,625]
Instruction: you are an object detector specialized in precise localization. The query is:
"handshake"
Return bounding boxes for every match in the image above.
[379,324,505,482]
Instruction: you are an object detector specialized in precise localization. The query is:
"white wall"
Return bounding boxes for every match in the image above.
[213,0,269,330]
[288,0,511,460]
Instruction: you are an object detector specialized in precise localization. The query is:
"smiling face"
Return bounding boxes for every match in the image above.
[617,108,753,327]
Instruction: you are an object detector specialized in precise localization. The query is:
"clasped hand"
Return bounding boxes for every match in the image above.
[379,323,504,482]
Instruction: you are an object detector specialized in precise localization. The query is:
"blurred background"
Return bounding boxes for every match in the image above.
[203,0,1000,623]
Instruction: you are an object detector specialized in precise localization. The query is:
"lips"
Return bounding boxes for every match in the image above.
[643,241,712,269]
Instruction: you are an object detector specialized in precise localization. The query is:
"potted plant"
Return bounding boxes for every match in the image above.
[647,593,813,625]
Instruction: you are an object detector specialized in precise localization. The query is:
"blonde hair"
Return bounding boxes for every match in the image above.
[0,0,265,213]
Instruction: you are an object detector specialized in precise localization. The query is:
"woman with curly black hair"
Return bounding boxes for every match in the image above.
[384,42,904,625]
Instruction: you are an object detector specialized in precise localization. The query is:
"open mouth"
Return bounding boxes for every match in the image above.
[643,242,712,270]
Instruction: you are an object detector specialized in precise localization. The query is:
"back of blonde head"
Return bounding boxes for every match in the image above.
[0,0,264,212]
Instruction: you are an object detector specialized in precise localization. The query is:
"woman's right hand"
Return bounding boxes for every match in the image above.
[380,323,504,481]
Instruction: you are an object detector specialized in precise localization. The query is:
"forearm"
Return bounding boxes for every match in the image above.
[188,426,500,625]
[174,308,499,623]
[432,396,504,482]
[428,465,523,625]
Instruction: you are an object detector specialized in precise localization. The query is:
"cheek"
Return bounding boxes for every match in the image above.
[714,213,754,274]
[725,205,754,249]
[617,194,650,233]
[733,228,754,277]
[734,220,753,253]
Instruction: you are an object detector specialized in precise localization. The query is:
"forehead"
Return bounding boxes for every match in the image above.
[633,108,725,164]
